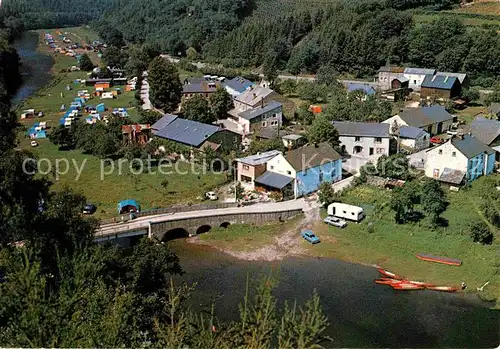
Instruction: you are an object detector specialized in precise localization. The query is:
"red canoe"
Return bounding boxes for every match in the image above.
[375,278,403,285]
[377,268,404,280]
[416,254,462,266]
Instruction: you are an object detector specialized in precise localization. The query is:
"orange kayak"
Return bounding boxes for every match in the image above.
[392,283,425,291]
[377,268,404,280]
[375,278,403,285]
[416,254,462,266]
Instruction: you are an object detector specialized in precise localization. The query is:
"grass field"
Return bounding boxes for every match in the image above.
[17,28,227,218]
[413,13,500,29]
[199,216,302,252]
[304,179,500,303]
[451,1,500,16]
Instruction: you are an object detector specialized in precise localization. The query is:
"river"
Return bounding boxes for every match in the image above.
[12,31,54,106]
[11,31,499,348]
[169,240,498,348]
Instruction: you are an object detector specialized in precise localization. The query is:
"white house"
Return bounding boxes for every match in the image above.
[397,125,430,151]
[333,121,391,161]
[403,68,436,91]
[425,134,495,185]
[383,106,454,136]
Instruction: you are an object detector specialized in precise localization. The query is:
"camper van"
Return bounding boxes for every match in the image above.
[327,203,365,222]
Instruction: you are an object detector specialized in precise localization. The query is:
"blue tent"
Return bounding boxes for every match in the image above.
[96,103,106,113]
[118,199,140,214]
[59,118,65,125]
[35,131,47,139]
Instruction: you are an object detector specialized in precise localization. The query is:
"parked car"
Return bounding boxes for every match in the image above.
[30,140,39,147]
[323,216,348,228]
[205,191,218,201]
[430,136,444,145]
[301,230,320,244]
[82,203,96,215]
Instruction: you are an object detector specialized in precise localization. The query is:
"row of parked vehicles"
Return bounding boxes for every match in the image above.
[301,203,365,244]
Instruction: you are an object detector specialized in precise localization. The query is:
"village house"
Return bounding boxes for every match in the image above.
[152,114,241,151]
[258,142,342,198]
[397,125,430,151]
[470,117,500,161]
[235,150,281,191]
[281,134,305,150]
[420,75,462,100]
[436,72,469,90]
[378,66,406,90]
[383,106,454,135]
[488,103,500,120]
[122,124,151,145]
[182,77,220,100]
[333,121,392,161]
[403,68,436,92]
[425,134,495,185]
[224,76,254,97]
[229,101,283,136]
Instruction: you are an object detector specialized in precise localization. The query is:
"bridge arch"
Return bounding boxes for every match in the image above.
[196,225,212,235]
[220,222,231,228]
[162,228,190,241]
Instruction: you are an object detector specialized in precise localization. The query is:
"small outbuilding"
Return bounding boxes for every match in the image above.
[118,199,140,214]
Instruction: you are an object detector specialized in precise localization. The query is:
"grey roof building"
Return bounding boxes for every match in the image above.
[286,142,341,172]
[421,75,458,90]
[436,72,468,85]
[254,171,294,190]
[451,134,494,159]
[470,117,500,146]
[399,125,427,139]
[235,150,281,166]
[333,121,391,138]
[153,116,220,147]
[399,106,454,128]
[488,103,500,117]
[404,68,436,75]
[238,101,282,121]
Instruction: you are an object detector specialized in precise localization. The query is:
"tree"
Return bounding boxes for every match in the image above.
[148,56,182,112]
[295,102,315,125]
[420,180,448,227]
[248,137,285,154]
[78,53,94,71]
[390,187,414,224]
[102,46,129,69]
[461,88,480,103]
[318,181,336,207]
[209,87,233,119]
[316,64,339,86]
[49,125,75,149]
[182,95,214,123]
[469,221,494,245]
[186,47,198,60]
[277,79,297,96]
[376,153,410,180]
[139,109,163,124]
[307,115,339,146]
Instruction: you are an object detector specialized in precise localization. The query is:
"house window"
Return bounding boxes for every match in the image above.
[243,165,249,170]
[438,150,443,155]
[304,169,307,176]
[452,152,456,157]
[270,165,274,170]
[369,148,374,156]
[374,137,382,143]
[319,172,323,182]
[262,121,267,127]
[272,113,277,118]
[376,148,385,154]
[271,120,278,126]
[287,170,292,175]
[355,136,361,142]
[241,175,252,182]
[414,80,417,85]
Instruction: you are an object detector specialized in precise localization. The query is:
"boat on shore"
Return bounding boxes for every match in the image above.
[425,286,460,292]
[416,254,462,266]
[375,278,403,285]
[392,283,425,291]
[377,268,404,280]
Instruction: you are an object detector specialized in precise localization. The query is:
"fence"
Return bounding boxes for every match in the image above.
[100,202,241,225]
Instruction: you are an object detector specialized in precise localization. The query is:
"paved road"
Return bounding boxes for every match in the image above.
[140,75,152,110]
[97,199,312,237]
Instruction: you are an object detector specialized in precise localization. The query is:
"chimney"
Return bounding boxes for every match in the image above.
[253,93,257,99]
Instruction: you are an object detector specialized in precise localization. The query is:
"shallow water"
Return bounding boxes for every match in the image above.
[12,32,54,105]
[169,239,499,348]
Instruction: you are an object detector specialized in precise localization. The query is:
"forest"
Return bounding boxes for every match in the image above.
[0,0,117,29]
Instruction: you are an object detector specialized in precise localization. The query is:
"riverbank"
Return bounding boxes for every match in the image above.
[15,28,227,218]
[191,179,500,306]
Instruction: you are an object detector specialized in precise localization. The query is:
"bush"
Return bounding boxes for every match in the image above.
[469,221,494,245]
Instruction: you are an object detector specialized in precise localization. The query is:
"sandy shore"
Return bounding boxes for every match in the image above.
[188,198,321,261]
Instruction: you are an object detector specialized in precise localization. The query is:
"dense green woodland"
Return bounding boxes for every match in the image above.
[0,0,117,29]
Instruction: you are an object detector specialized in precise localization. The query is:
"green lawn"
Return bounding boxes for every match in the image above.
[305,180,500,303]
[198,216,303,252]
[17,28,227,218]
[413,12,500,29]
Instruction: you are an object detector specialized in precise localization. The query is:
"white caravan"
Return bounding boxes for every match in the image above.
[327,203,365,222]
